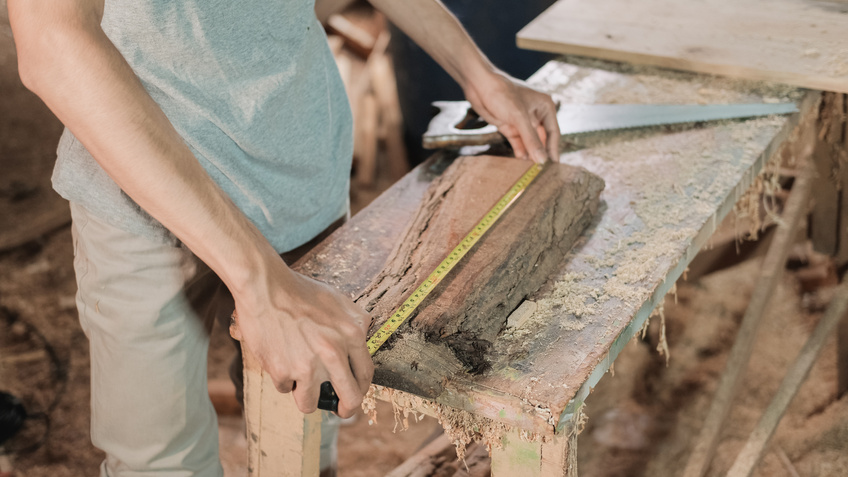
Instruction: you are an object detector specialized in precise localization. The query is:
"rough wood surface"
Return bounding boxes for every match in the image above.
[287,60,818,435]
[809,92,848,264]
[490,431,571,477]
[517,0,848,94]
[355,156,603,397]
[242,348,322,476]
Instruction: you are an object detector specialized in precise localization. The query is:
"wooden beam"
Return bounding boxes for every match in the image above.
[353,92,379,187]
[384,434,452,477]
[839,309,848,398]
[358,157,603,397]
[726,272,848,477]
[369,40,409,182]
[517,0,848,94]
[491,431,570,477]
[326,14,376,59]
[682,157,815,477]
[243,347,322,476]
[809,92,848,263]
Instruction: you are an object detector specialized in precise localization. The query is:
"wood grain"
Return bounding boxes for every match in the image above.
[243,347,322,476]
[517,0,848,94]
[491,431,571,477]
[355,156,603,397]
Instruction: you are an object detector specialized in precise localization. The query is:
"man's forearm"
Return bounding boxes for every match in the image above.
[10,0,375,416]
[369,0,559,164]
[9,0,283,295]
[367,0,497,91]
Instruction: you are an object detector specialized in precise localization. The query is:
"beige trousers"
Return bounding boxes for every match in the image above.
[71,202,341,476]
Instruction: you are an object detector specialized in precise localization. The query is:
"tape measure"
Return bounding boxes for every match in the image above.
[318,161,545,412]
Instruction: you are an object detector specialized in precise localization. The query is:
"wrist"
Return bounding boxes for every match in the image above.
[220,235,291,302]
[454,53,498,92]
[462,67,511,108]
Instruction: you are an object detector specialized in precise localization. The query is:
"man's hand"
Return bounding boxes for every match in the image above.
[463,71,559,164]
[230,257,373,418]
[367,0,561,163]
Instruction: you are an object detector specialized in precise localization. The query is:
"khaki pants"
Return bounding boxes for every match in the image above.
[71,202,343,476]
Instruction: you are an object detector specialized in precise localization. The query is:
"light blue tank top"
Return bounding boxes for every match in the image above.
[53,0,353,252]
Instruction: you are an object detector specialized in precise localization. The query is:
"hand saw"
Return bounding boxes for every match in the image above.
[422,100,799,150]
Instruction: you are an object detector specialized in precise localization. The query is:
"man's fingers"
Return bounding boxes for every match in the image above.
[540,104,560,162]
[516,113,548,164]
[326,360,365,418]
[501,125,529,161]
[292,376,322,414]
[350,345,374,395]
[275,379,295,394]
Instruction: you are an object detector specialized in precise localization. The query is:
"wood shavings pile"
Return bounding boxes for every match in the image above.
[527,113,788,336]
[362,385,515,461]
[532,272,597,325]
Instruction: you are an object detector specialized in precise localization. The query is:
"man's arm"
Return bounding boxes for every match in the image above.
[9,0,372,417]
[368,0,560,163]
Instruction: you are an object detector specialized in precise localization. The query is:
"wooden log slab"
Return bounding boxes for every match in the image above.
[353,156,604,397]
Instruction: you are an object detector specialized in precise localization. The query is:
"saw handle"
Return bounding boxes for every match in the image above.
[317,381,339,413]
[422,101,503,150]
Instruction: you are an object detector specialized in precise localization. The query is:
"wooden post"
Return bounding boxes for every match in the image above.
[726,273,848,477]
[682,158,815,477]
[809,92,848,265]
[384,434,453,477]
[838,310,848,398]
[490,431,571,477]
[242,347,322,477]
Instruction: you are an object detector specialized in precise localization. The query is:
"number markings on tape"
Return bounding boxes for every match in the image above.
[365,162,545,356]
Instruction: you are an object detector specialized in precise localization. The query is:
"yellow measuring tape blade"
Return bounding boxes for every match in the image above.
[366,162,545,355]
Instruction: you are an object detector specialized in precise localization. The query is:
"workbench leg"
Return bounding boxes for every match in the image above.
[838,311,848,398]
[491,431,573,477]
[243,347,322,477]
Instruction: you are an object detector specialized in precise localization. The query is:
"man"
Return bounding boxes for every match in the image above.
[8,0,559,475]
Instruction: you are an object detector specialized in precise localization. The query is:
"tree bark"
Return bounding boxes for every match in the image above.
[355,155,604,397]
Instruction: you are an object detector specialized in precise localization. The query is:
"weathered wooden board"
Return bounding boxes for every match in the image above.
[517,0,848,94]
[355,156,603,398]
[292,59,818,435]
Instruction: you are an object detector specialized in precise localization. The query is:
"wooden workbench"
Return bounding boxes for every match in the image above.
[243,58,819,476]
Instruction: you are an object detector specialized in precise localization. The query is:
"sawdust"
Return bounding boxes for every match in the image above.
[602,228,697,302]
[653,304,670,367]
[532,272,597,326]
[362,385,514,461]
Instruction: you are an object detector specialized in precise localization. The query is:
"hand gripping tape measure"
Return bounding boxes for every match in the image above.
[318,162,545,413]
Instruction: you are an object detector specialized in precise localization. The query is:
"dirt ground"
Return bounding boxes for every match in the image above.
[1,8,847,477]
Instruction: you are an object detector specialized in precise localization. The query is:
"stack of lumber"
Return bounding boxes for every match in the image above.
[318,1,409,199]
[517,0,848,94]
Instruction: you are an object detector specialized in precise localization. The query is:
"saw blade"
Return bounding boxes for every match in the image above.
[556,103,798,136]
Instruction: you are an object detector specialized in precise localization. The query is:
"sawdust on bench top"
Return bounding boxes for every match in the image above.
[507,113,788,349]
